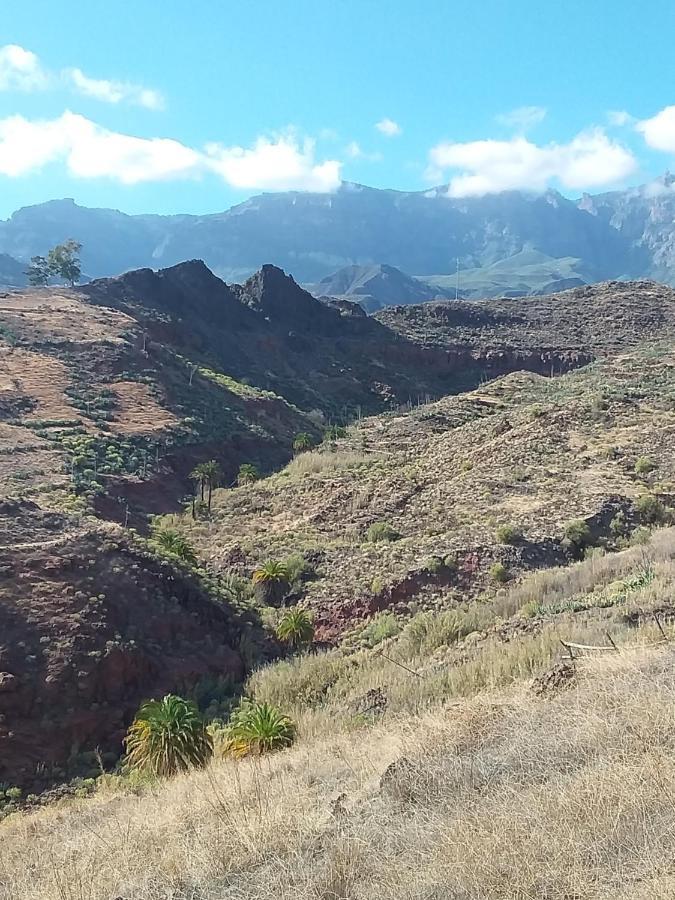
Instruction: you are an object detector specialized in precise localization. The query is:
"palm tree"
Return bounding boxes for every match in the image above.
[292,432,315,454]
[190,462,209,502]
[252,560,290,606]
[201,460,223,510]
[237,463,259,486]
[151,525,198,566]
[275,607,314,649]
[124,695,213,776]
[224,700,295,759]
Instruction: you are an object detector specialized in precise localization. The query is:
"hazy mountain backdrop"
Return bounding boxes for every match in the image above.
[2,176,675,296]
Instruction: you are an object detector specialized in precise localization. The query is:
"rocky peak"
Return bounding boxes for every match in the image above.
[238,264,335,329]
[82,259,255,328]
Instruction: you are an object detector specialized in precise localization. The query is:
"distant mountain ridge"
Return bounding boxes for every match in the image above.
[0,253,27,287]
[307,263,454,311]
[2,178,675,296]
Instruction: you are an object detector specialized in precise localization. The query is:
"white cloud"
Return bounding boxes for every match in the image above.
[429,129,636,197]
[607,110,634,127]
[0,112,342,191]
[344,140,382,162]
[204,134,341,191]
[0,112,199,182]
[375,118,402,137]
[496,105,547,131]
[65,68,164,109]
[0,44,163,109]
[0,44,48,91]
[637,106,675,152]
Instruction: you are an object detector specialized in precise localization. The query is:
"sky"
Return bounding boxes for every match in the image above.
[2,0,675,217]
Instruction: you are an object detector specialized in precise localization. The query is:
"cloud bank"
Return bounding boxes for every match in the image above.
[0,112,342,191]
[429,129,637,196]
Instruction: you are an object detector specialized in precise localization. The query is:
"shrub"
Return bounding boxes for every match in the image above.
[489,562,509,583]
[443,553,458,572]
[292,432,315,454]
[124,695,212,777]
[281,553,315,589]
[237,463,259,486]
[324,424,347,441]
[564,519,591,548]
[635,456,656,475]
[630,526,652,546]
[223,700,295,758]
[150,526,198,567]
[276,608,315,649]
[357,611,401,647]
[496,524,522,545]
[636,493,667,525]
[422,555,446,574]
[366,521,401,543]
[252,560,291,606]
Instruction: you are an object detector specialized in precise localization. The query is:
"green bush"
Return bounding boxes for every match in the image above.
[422,555,446,574]
[366,522,401,543]
[489,562,509,583]
[630,526,652,546]
[496,524,522,545]
[635,456,656,475]
[292,432,315,454]
[357,611,401,647]
[124,695,212,777]
[636,493,667,525]
[564,519,591,548]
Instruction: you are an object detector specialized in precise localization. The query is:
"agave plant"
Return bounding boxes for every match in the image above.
[124,694,213,776]
[225,700,295,759]
[151,525,198,566]
[252,560,291,606]
[276,607,314,649]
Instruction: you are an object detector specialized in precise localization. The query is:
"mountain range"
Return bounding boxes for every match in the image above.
[2,176,675,297]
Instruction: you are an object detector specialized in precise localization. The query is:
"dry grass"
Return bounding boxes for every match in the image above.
[5,531,675,897]
[4,643,675,898]
[281,447,375,478]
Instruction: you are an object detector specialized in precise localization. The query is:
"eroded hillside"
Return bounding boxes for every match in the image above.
[1,268,675,789]
[182,345,675,639]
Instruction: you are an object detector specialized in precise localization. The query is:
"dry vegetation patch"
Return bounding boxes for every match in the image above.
[3,639,675,898]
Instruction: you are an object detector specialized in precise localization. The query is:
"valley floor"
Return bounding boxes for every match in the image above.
[3,529,675,899]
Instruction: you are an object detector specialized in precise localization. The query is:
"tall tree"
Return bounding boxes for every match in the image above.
[26,240,82,287]
[48,239,82,286]
[26,255,51,286]
[204,460,222,509]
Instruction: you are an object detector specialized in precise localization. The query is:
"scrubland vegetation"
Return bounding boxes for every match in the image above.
[3,528,675,898]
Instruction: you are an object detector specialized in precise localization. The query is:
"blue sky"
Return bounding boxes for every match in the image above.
[2,0,675,217]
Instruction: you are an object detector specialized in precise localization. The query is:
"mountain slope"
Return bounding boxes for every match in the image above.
[0,253,26,287]
[2,267,675,791]
[308,263,452,311]
[0,181,660,291]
